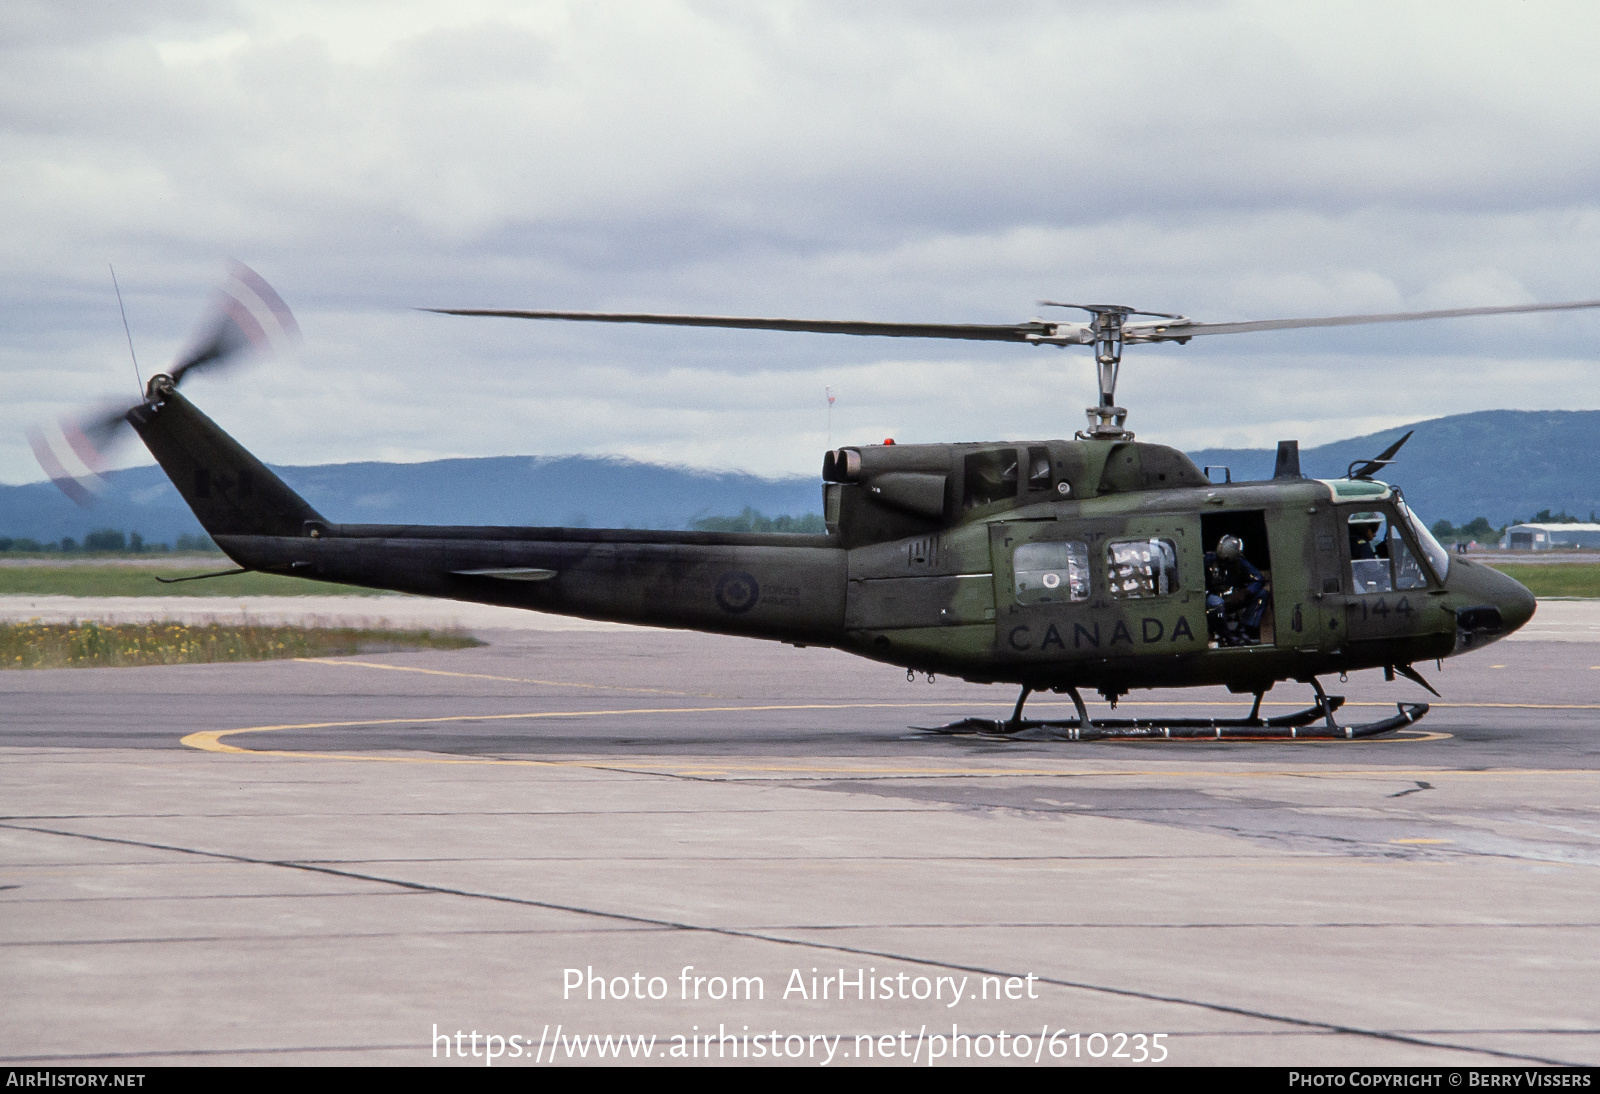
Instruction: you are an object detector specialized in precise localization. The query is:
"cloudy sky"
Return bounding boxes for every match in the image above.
[5,0,1600,484]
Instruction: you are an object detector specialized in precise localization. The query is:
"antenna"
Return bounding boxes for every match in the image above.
[109,264,142,393]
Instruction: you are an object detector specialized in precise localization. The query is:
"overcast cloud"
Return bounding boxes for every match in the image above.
[5,0,1599,484]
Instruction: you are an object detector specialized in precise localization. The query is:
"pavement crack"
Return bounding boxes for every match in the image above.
[0,820,1579,1068]
[1389,781,1435,798]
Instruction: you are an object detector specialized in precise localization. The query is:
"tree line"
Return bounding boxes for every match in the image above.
[1430,509,1596,544]
[0,530,220,554]
[688,508,826,533]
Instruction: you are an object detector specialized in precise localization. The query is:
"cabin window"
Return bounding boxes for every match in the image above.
[1014,541,1089,605]
[1107,538,1179,599]
[1026,446,1051,491]
[963,448,1019,508]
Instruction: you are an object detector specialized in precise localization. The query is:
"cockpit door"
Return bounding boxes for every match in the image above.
[1339,505,1437,644]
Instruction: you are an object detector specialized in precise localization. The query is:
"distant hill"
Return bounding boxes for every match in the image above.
[0,455,822,547]
[1187,409,1600,525]
[4,409,1595,545]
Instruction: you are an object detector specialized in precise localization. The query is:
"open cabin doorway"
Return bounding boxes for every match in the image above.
[1200,510,1274,647]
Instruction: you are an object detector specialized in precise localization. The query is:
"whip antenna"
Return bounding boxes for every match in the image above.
[109,264,142,392]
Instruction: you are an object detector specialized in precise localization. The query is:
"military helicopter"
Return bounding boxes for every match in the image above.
[39,267,1582,741]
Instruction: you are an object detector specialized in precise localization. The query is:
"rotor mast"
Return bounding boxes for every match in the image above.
[1089,307,1129,439]
[1038,303,1185,440]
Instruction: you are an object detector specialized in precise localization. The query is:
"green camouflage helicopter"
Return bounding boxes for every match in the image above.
[40,267,1579,741]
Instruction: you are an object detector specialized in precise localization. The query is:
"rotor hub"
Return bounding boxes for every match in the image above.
[1080,404,1131,440]
[1045,304,1140,439]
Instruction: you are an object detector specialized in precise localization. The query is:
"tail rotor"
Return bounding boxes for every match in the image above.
[29,262,299,505]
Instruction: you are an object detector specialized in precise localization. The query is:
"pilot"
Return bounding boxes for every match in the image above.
[1205,534,1266,646]
[1350,519,1383,560]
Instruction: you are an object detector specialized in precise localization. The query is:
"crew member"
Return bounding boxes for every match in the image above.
[1350,518,1383,560]
[1205,534,1266,646]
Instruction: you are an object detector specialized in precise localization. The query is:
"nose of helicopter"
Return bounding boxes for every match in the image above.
[1494,571,1538,633]
[1445,559,1537,650]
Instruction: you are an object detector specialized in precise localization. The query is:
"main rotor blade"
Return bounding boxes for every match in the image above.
[423,308,1060,342]
[1130,298,1600,340]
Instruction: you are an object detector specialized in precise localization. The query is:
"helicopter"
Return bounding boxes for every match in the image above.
[35,266,1577,741]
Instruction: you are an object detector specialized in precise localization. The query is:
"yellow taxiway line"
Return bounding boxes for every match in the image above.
[173,659,1600,778]
[178,701,1481,779]
[293,657,704,696]
[295,657,1600,711]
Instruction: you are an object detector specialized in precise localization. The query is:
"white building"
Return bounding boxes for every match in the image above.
[1499,523,1600,550]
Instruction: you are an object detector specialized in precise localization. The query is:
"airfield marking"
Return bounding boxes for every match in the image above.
[170,700,1600,781]
[292,661,1600,715]
[1,827,1574,1069]
[293,657,713,696]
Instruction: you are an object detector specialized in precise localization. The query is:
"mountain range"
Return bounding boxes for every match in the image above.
[1187,409,1598,526]
[2,409,1594,546]
[0,456,824,547]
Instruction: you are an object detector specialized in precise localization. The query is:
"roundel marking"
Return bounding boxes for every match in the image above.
[714,570,761,614]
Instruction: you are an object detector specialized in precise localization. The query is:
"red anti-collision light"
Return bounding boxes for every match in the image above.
[883,438,895,445]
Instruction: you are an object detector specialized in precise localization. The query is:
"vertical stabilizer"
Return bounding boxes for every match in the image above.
[127,383,323,539]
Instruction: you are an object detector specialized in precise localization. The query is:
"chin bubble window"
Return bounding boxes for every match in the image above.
[1014,541,1090,605]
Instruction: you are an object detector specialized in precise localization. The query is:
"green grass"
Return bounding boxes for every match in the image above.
[7,561,1594,600]
[1,620,482,670]
[1482,563,1600,598]
[0,549,225,560]
[0,565,388,598]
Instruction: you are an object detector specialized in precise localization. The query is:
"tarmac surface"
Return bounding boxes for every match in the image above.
[2,600,1598,1067]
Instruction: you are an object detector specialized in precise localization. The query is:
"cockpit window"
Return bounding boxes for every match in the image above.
[1348,512,1393,593]
[1349,507,1441,593]
[1395,498,1450,582]
[1392,536,1428,590]
[963,448,1019,508]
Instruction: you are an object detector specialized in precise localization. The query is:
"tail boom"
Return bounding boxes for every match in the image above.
[218,525,846,642]
[129,385,845,641]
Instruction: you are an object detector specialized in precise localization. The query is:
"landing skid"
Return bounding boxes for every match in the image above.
[916,681,1429,742]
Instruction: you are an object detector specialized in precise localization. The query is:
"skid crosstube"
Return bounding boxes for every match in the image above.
[919,698,1431,741]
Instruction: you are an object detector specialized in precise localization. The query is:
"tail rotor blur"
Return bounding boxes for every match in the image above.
[29,262,299,506]
[26,411,116,506]
[169,262,300,385]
